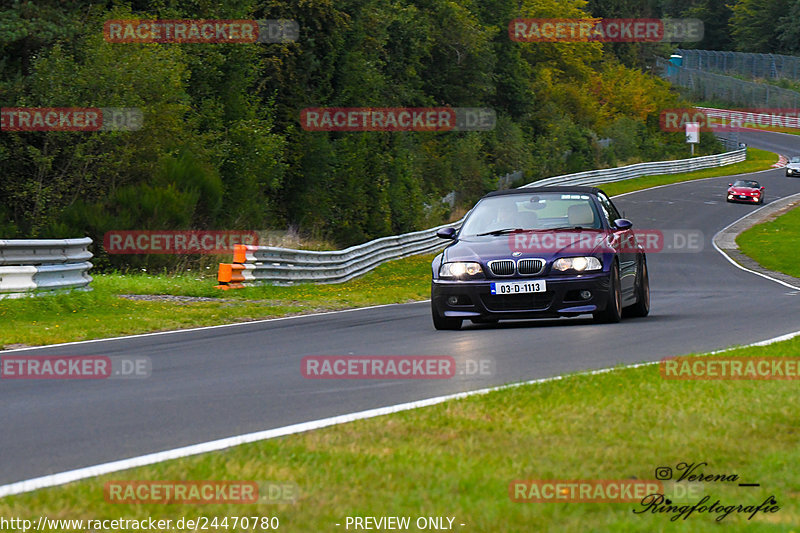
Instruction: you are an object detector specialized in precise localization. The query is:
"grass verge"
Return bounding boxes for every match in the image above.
[600,147,777,197]
[737,204,800,279]
[2,337,798,532]
[0,254,435,349]
[1,147,778,349]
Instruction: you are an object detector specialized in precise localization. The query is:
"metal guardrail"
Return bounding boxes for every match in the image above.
[715,133,741,151]
[698,107,800,128]
[217,220,464,287]
[676,49,800,81]
[217,146,746,287]
[0,238,93,297]
[522,148,746,189]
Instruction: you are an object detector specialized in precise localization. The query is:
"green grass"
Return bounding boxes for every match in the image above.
[0,147,778,349]
[750,125,800,136]
[737,204,800,279]
[2,337,798,532]
[600,147,777,197]
[0,254,435,349]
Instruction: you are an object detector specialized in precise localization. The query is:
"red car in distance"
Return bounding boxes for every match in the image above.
[726,179,764,204]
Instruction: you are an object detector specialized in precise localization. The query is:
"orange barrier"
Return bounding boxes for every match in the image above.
[215,257,246,290]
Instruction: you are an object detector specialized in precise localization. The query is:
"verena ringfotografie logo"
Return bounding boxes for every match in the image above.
[104,481,298,504]
[508,229,703,254]
[509,18,703,42]
[103,230,259,254]
[661,108,800,132]
[300,107,496,132]
[1,108,142,132]
[1,356,151,379]
[104,19,299,43]
[301,356,495,379]
[661,356,800,380]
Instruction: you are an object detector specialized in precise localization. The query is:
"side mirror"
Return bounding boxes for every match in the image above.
[760,186,765,190]
[614,218,633,230]
[436,227,457,240]
[728,183,732,187]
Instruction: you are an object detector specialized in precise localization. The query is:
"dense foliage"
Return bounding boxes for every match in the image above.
[2,0,766,262]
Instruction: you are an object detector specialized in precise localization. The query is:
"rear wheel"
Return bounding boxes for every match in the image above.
[624,259,650,318]
[594,262,622,324]
[432,301,462,330]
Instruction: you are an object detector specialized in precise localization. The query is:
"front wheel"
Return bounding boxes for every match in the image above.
[594,262,621,324]
[624,259,650,318]
[432,301,462,330]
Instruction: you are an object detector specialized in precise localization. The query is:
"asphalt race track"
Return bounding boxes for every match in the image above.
[1,130,799,486]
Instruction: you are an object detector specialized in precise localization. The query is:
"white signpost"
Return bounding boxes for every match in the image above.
[686,122,700,156]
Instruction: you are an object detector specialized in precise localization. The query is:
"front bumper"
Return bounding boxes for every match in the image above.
[727,193,760,203]
[432,272,611,320]
[787,167,800,176]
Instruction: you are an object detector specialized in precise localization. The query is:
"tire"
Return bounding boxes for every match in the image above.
[624,259,650,318]
[432,301,462,330]
[594,262,622,324]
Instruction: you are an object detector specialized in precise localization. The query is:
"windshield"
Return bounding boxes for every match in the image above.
[732,180,759,188]
[460,193,603,236]
[791,156,800,164]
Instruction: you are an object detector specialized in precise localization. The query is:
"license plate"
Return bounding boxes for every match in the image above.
[490,280,547,295]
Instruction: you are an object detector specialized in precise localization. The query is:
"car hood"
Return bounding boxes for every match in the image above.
[728,187,759,194]
[443,231,611,263]
[786,162,800,170]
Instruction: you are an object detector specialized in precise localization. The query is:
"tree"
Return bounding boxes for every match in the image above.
[730,0,793,53]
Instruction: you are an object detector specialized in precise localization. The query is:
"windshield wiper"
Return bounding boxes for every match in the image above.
[475,227,561,236]
[476,227,526,236]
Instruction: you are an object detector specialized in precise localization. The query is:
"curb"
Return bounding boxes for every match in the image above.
[772,154,788,168]
[713,192,800,289]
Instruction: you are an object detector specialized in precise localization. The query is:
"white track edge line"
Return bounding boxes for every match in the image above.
[711,199,800,292]
[2,327,800,499]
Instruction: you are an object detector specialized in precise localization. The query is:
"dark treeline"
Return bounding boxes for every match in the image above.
[587,0,799,59]
[1,0,761,264]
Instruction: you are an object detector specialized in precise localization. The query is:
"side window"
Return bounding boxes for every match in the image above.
[597,193,622,225]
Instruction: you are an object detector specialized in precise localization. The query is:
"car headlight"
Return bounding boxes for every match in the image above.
[552,256,602,272]
[439,262,484,279]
